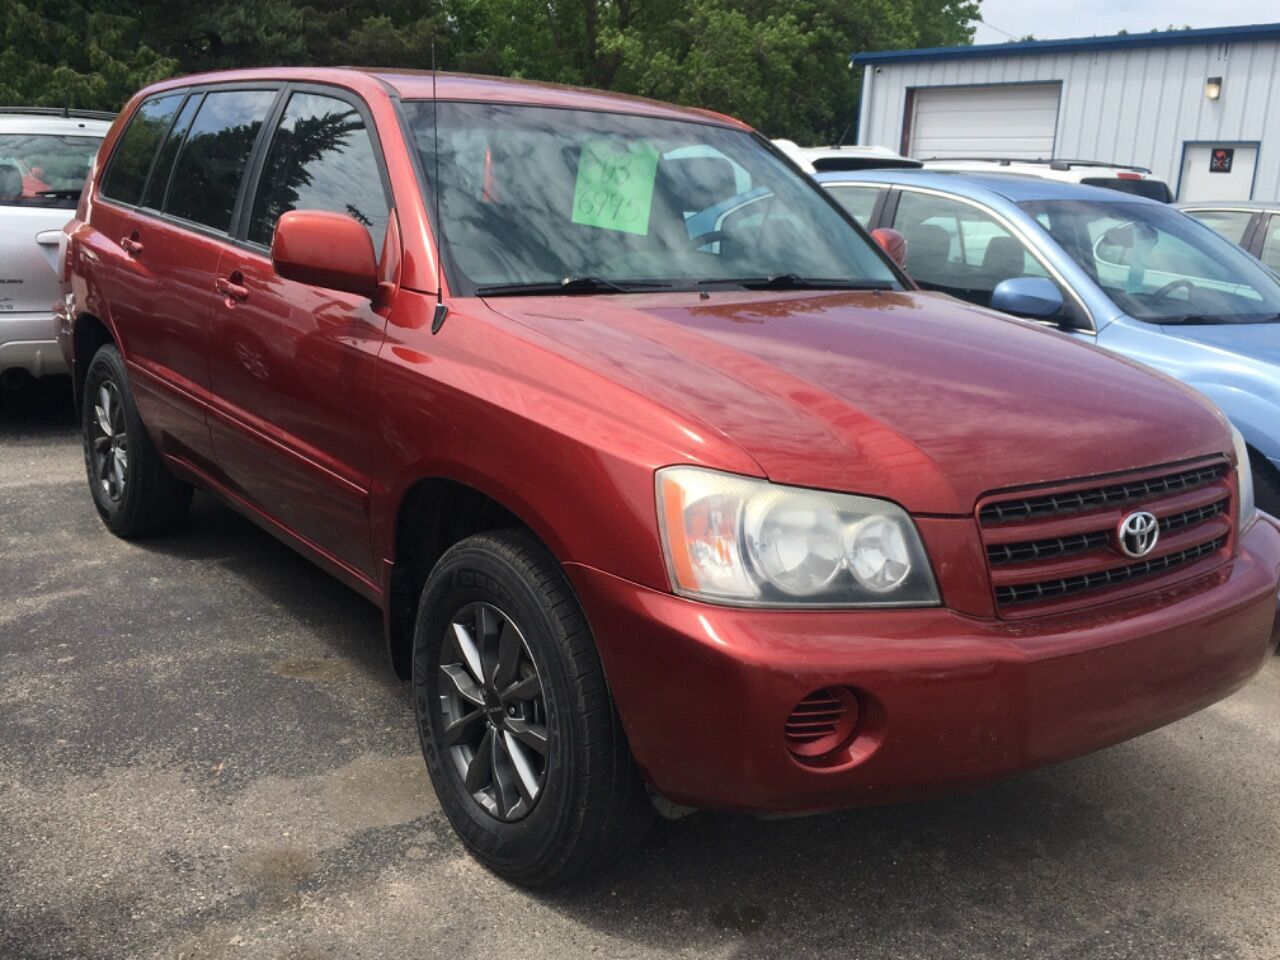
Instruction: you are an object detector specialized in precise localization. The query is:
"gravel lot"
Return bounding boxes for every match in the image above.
[2,377,1278,960]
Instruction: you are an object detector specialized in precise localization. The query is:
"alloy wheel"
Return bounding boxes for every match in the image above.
[90,381,128,502]
[439,602,549,821]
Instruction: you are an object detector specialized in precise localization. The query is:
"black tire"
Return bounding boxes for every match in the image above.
[412,529,652,885]
[81,344,192,538]
[1251,456,1280,520]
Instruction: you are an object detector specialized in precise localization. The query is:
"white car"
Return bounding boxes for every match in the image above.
[771,139,921,174]
[920,157,1173,203]
[1,107,113,384]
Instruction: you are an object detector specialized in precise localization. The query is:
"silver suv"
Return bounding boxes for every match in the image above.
[1,107,112,385]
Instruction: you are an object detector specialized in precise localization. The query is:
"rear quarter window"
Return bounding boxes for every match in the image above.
[100,93,185,206]
[824,185,883,227]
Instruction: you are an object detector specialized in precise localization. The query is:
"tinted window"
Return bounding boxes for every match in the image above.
[165,89,277,233]
[248,93,389,254]
[140,94,201,210]
[825,185,883,227]
[101,93,184,205]
[892,190,1048,307]
[1258,217,1280,274]
[1080,177,1173,203]
[1183,209,1254,247]
[0,133,102,209]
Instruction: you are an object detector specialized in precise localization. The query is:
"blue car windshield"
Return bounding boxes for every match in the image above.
[1021,198,1280,324]
[401,101,899,295]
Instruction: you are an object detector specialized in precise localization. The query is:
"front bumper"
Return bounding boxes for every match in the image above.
[567,516,1280,813]
[0,312,68,376]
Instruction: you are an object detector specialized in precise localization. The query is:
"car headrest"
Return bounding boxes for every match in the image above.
[906,223,951,274]
[0,162,22,197]
[982,235,1026,279]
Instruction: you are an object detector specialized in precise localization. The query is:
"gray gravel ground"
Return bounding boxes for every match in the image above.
[1,377,1277,960]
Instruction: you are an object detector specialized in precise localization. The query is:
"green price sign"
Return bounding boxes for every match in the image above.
[572,137,660,235]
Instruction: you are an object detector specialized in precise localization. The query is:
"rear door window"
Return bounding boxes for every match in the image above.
[824,185,884,228]
[247,92,390,254]
[165,89,278,233]
[1185,209,1256,247]
[1259,216,1280,274]
[101,93,185,205]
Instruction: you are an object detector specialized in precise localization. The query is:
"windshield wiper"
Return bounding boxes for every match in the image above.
[695,274,894,291]
[476,276,672,297]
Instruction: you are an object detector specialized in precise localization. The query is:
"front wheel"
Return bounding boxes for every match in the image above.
[1251,458,1280,520]
[81,344,192,537]
[412,529,652,885]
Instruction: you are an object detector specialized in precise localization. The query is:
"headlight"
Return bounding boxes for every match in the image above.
[1232,426,1257,532]
[657,466,939,607]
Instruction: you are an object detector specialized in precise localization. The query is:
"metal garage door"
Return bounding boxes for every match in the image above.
[906,83,1061,159]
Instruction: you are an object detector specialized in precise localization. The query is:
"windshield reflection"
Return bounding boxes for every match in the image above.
[402,102,899,296]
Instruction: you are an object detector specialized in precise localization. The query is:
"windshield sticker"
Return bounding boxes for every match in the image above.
[572,137,660,236]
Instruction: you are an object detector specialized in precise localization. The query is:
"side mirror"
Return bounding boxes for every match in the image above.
[990,277,1065,319]
[870,227,908,269]
[272,210,379,298]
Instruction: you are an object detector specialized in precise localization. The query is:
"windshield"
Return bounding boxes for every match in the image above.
[1022,198,1280,323]
[0,133,101,208]
[401,101,899,295]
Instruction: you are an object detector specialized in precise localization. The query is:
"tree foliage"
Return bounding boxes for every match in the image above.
[0,0,978,141]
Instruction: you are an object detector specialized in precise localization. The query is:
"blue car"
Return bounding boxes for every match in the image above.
[812,169,1280,512]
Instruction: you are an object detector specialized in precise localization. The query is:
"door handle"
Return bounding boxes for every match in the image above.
[120,234,143,256]
[215,275,250,303]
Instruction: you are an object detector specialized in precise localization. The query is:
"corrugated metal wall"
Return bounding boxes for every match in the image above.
[858,39,1280,200]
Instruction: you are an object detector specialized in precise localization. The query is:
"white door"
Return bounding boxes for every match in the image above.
[1178,143,1257,201]
[907,84,1061,159]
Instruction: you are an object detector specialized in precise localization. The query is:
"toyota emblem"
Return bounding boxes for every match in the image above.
[1118,510,1160,558]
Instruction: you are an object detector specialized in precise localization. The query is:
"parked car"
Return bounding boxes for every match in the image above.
[0,107,112,385]
[1177,202,1280,273]
[62,69,1280,885]
[773,139,921,173]
[921,158,1174,203]
[816,169,1280,514]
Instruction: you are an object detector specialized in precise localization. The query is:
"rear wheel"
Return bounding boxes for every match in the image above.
[81,344,192,537]
[412,529,652,885]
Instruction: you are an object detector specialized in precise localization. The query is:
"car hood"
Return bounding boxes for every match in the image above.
[1161,321,1280,364]
[488,290,1230,514]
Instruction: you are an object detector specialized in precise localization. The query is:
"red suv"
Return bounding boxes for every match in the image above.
[60,68,1280,885]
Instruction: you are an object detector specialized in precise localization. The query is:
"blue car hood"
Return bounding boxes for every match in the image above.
[1165,322,1280,363]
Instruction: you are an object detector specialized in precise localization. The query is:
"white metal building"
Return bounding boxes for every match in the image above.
[853,23,1280,201]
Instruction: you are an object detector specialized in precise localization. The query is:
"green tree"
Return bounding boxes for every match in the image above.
[0,2,179,109]
[0,0,980,139]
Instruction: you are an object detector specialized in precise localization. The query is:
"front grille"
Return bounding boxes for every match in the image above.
[979,463,1227,524]
[994,537,1226,606]
[986,498,1229,566]
[978,460,1233,614]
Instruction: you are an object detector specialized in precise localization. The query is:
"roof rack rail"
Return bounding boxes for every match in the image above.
[0,106,117,122]
[921,156,1152,174]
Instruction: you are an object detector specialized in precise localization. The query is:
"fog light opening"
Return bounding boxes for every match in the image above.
[784,687,861,762]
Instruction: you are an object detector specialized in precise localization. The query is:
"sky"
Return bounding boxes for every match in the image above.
[971,0,1278,44]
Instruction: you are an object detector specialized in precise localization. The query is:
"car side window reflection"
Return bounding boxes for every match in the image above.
[1260,217,1280,274]
[165,89,278,233]
[248,92,390,256]
[1187,210,1254,247]
[826,185,883,227]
